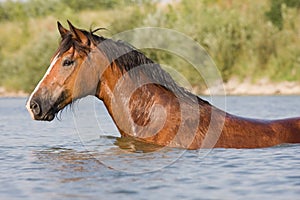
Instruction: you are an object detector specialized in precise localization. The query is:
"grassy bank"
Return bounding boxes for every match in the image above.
[0,0,299,93]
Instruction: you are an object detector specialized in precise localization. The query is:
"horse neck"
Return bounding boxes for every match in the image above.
[96,63,171,136]
[96,63,212,141]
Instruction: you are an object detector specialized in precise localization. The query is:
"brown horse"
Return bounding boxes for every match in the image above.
[26,21,300,149]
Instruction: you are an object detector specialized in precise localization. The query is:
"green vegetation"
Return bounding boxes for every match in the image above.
[0,0,299,93]
[265,0,300,30]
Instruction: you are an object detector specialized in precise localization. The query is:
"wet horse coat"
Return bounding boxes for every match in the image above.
[26,21,300,149]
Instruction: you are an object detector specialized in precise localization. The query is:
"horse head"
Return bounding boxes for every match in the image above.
[26,21,105,121]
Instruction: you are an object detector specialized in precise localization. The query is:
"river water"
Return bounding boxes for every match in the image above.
[0,96,299,200]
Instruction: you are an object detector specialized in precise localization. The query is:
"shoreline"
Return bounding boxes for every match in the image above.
[0,87,28,98]
[1,79,300,97]
[202,78,300,96]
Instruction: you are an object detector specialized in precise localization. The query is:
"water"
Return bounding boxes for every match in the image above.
[0,96,299,200]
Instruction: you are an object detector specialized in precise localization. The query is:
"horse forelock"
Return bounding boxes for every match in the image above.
[57,31,94,58]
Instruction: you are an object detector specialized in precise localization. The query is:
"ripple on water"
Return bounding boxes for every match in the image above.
[1,97,300,200]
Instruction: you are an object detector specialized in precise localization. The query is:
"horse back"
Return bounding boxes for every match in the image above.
[271,117,300,144]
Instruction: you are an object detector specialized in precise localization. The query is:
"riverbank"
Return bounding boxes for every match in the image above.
[1,1,300,94]
[1,78,300,97]
[0,87,28,98]
[203,78,300,95]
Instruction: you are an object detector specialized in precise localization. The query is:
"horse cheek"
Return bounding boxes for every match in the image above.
[75,66,98,97]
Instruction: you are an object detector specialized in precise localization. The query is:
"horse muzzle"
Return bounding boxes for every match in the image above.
[26,97,57,121]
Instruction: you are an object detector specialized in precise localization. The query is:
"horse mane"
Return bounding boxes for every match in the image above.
[57,28,210,105]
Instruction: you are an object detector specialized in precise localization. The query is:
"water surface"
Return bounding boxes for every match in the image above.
[0,96,299,199]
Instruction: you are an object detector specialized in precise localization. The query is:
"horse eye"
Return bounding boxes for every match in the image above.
[62,59,74,67]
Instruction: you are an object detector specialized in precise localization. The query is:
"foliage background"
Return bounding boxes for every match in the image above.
[0,0,299,93]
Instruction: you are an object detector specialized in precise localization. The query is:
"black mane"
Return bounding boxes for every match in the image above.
[58,29,209,105]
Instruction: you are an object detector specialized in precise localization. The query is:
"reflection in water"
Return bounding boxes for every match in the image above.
[114,136,167,153]
[35,147,110,168]
[34,135,185,175]
[83,135,185,173]
[34,147,109,184]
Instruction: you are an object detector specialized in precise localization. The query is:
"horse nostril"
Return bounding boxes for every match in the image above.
[30,100,41,116]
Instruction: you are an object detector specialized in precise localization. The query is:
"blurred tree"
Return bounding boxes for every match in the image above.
[0,0,27,21]
[266,0,300,30]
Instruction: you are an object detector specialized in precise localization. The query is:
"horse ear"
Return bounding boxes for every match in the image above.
[57,21,69,38]
[67,20,89,45]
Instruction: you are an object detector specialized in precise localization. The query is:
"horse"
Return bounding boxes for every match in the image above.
[26,21,300,149]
